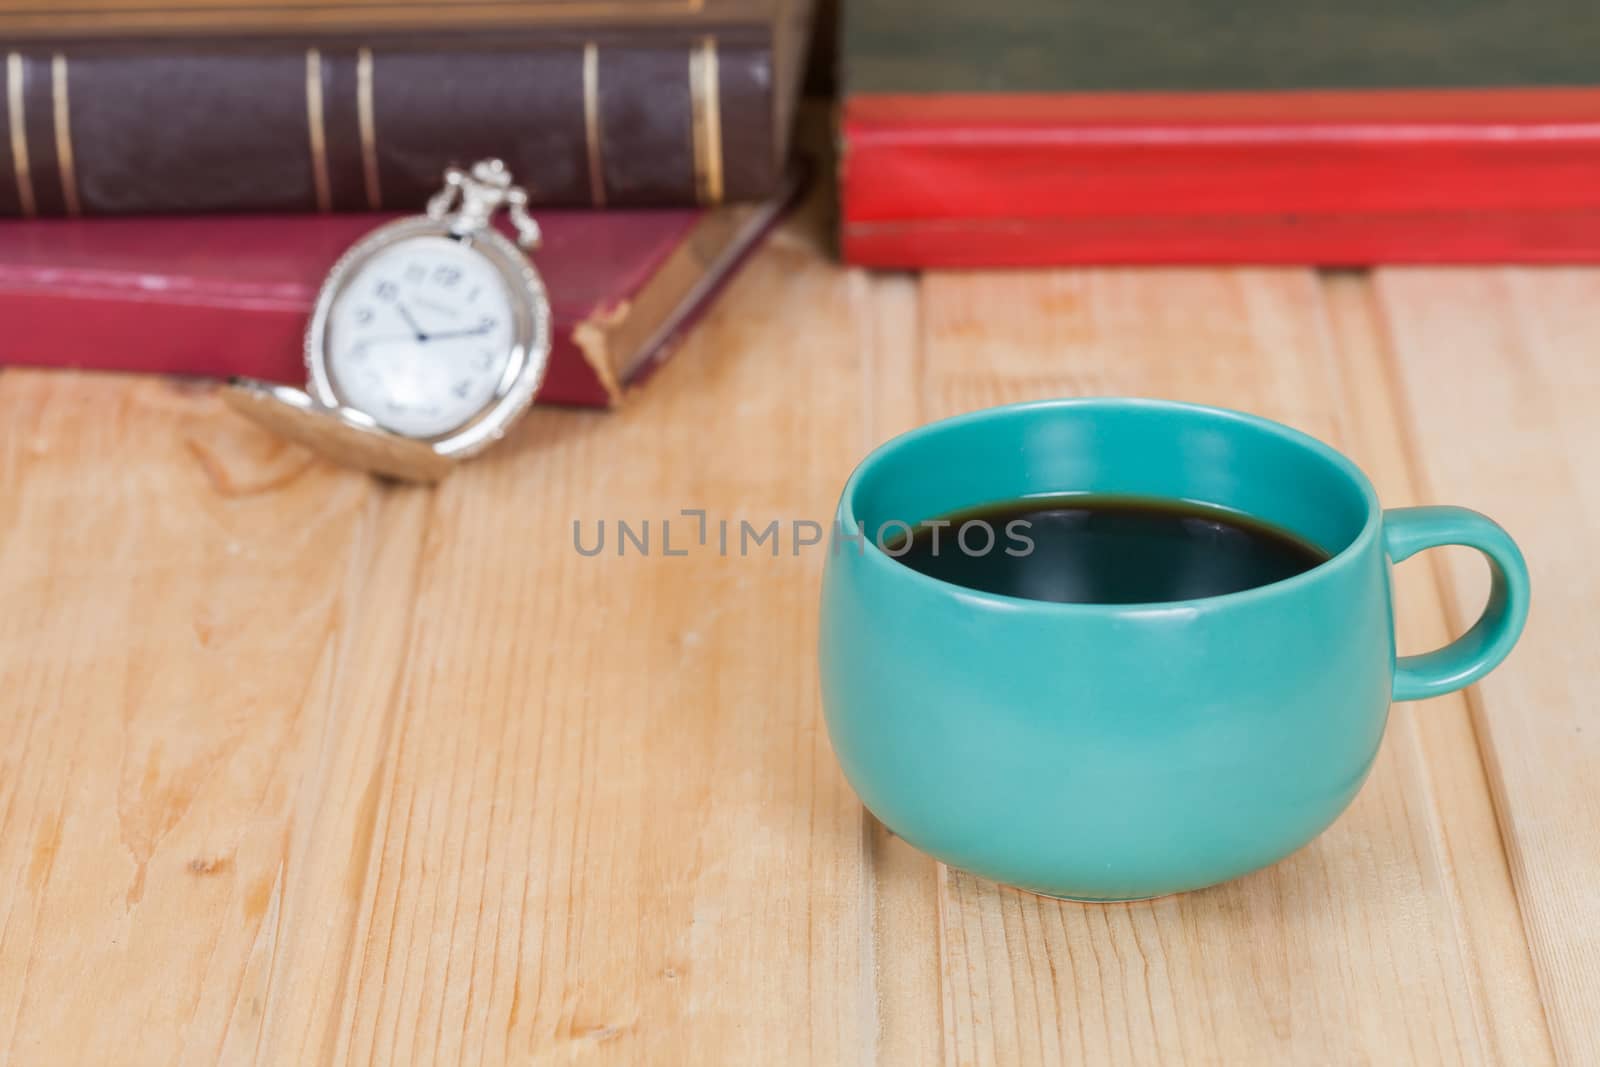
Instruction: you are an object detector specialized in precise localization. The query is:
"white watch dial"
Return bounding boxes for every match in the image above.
[325,235,517,438]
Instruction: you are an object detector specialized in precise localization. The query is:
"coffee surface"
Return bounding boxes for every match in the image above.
[886,495,1329,604]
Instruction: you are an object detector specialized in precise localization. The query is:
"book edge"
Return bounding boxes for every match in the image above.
[565,169,802,406]
[841,208,1600,267]
[844,86,1600,130]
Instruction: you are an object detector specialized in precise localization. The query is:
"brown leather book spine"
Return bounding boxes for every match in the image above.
[0,35,778,217]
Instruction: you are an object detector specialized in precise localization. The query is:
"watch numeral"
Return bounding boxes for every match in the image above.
[376,281,398,301]
[434,266,462,287]
[467,286,481,304]
[452,379,473,399]
[355,306,374,326]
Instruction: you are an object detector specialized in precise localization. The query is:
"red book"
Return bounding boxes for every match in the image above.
[841,0,1600,266]
[0,190,795,406]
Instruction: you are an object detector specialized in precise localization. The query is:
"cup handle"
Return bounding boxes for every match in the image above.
[1383,506,1530,702]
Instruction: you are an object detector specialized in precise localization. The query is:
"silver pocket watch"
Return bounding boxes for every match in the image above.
[225,158,552,482]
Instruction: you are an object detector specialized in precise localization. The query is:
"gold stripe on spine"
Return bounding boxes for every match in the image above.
[581,42,606,207]
[51,55,80,216]
[304,48,331,212]
[5,53,35,218]
[687,37,723,204]
[356,47,381,210]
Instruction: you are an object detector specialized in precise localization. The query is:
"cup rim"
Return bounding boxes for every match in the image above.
[836,397,1383,614]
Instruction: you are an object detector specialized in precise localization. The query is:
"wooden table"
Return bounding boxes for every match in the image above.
[1,192,1595,1065]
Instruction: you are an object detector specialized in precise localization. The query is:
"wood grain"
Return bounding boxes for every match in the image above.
[0,373,401,1063]
[1375,267,1600,1064]
[0,209,1580,1065]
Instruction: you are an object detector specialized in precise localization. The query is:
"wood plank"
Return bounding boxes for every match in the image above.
[0,373,411,1062]
[237,486,434,1065]
[900,266,1541,1064]
[1321,274,1554,1066]
[303,206,881,1064]
[1374,267,1600,1065]
[855,270,947,1067]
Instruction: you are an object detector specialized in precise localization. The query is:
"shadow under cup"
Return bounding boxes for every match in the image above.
[818,398,1527,901]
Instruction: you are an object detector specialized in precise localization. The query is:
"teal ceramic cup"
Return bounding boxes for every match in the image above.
[819,398,1529,901]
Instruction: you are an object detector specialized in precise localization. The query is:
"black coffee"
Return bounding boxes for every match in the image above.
[886,495,1329,604]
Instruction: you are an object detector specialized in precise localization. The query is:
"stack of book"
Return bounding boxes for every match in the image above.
[0,0,814,404]
[839,0,1600,266]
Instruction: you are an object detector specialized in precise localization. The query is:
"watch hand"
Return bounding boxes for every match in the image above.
[396,302,429,342]
[421,324,495,342]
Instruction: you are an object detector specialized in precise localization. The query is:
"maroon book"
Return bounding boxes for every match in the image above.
[0,191,795,406]
[0,0,815,215]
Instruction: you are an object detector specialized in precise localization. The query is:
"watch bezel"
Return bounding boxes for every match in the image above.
[303,215,551,459]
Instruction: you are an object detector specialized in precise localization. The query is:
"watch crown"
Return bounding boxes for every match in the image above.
[428,159,540,250]
[469,158,512,189]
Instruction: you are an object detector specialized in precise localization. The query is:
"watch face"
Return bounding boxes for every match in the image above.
[324,235,518,438]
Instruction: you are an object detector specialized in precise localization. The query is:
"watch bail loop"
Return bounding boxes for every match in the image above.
[427,158,543,250]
